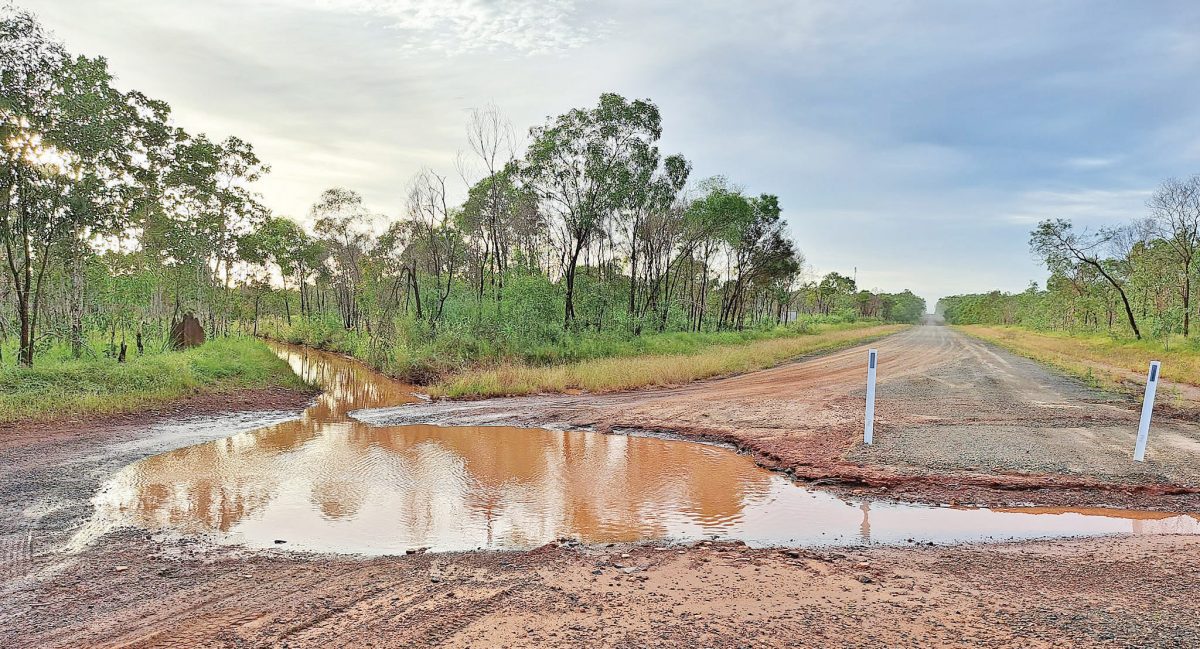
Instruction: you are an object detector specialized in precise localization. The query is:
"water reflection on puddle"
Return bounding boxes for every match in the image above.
[72,344,1200,555]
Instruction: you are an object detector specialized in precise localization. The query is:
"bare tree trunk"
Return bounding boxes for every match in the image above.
[1184,273,1191,337]
[69,234,86,358]
[564,241,585,329]
[253,293,262,336]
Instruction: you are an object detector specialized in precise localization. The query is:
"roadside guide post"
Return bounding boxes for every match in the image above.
[1133,361,1161,462]
[864,349,878,445]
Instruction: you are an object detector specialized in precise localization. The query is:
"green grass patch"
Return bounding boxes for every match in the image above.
[0,337,309,424]
[432,322,907,398]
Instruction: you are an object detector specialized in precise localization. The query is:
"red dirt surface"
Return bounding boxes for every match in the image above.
[4,533,1199,647]
[361,323,1200,510]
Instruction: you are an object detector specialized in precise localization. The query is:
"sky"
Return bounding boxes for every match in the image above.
[31,0,1200,310]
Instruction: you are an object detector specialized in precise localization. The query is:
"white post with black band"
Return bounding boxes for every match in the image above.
[864,348,878,445]
[1133,360,1160,462]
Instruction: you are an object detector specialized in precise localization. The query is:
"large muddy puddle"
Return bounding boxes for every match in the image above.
[72,344,1200,555]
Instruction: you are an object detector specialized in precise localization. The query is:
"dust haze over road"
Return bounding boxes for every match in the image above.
[361,320,1200,508]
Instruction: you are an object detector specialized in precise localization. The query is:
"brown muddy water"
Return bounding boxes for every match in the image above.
[70,344,1200,555]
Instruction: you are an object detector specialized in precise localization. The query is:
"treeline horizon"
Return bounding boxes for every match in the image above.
[939,173,1200,345]
[1,6,923,375]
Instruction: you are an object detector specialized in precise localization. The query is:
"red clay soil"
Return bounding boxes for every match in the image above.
[359,324,1200,510]
[4,532,1199,648]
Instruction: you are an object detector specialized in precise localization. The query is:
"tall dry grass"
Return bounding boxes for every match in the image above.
[958,325,1200,390]
[431,323,906,398]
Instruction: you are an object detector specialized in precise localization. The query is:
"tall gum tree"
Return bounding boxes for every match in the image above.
[1031,218,1142,339]
[1,8,134,365]
[1148,176,1200,337]
[521,93,662,329]
[311,187,373,331]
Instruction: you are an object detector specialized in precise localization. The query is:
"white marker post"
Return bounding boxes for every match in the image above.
[864,348,878,445]
[1133,361,1161,462]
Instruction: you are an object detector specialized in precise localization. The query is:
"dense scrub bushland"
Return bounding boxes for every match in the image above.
[261,303,898,385]
[0,5,924,404]
[256,262,917,385]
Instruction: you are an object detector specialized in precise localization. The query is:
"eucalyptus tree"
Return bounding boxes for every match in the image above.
[238,215,314,325]
[0,7,138,365]
[374,219,419,319]
[1030,219,1141,339]
[521,93,664,329]
[458,165,541,309]
[745,222,802,326]
[815,272,857,315]
[57,51,144,357]
[211,136,268,288]
[1147,175,1200,336]
[242,215,326,318]
[1,8,67,366]
[675,179,748,330]
[124,91,179,332]
[158,133,267,333]
[406,169,462,328]
[717,194,799,330]
[461,105,518,298]
[623,153,690,330]
[311,187,373,331]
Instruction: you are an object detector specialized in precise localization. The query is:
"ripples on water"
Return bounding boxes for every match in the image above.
[70,344,1200,555]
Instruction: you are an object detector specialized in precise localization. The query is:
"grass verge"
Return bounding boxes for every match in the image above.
[431,323,907,398]
[260,314,899,384]
[956,325,1200,394]
[0,337,310,424]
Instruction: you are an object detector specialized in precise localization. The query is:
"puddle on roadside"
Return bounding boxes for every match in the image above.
[70,344,1200,555]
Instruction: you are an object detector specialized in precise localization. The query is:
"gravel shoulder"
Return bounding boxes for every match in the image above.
[849,326,1200,493]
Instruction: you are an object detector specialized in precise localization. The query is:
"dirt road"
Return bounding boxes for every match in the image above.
[4,531,1199,648]
[360,322,1200,508]
[4,326,1200,647]
[0,388,315,555]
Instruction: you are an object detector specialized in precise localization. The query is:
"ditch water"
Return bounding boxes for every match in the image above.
[73,344,1200,555]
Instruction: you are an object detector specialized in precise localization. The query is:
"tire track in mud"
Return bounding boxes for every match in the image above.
[0,532,33,581]
[6,534,551,649]
[9,532,1200,648]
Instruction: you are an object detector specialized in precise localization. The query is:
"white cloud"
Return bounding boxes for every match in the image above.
[273,0,605,55]
[1001,188,1152,225]
[1064,156,1120,169]
[28,0,1200,307]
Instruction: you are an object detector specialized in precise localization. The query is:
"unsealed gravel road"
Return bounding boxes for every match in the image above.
[360,322,1200,508]
[4,325,1200,647]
